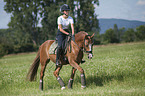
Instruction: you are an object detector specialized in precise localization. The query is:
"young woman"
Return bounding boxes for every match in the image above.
[56,4,75,66]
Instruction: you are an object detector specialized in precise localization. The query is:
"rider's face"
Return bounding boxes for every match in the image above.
[63,10,70,16]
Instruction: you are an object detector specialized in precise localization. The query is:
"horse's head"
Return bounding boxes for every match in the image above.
[75,31,94,59]
[84,33,94,59]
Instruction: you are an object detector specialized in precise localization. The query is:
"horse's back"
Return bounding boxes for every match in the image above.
[41,40,55,52]
[39,40,55,61]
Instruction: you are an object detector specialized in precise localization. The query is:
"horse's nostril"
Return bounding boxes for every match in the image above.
[88,53,93,59]
[88,56,92,59]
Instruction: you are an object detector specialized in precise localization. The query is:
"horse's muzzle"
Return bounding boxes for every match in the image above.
[88,53,93,59]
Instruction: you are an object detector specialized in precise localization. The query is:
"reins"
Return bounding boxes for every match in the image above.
[73,40,84,52]
[67,35,72,53]
[63,35,72,54]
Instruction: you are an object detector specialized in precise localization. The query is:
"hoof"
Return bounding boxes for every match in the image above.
[39,88,43,91]
[61,87,66,90]
[68,87,73,89]
[39,86,43,91]
[81,85,86,89]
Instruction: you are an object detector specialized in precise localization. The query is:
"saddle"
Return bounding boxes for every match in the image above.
[49,36,72,55]
[49,41,58,54]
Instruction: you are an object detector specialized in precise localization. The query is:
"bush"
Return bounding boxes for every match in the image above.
[19,43,37,52]
[13,43,38,53]
[93,38,101,45]
[0,44,14,57]
[0,43,38,57]
[0,44,6,57]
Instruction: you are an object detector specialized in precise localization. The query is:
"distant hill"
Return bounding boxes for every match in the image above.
[99,18,145,34]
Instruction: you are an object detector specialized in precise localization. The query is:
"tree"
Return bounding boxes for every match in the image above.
[123,28,135,42]
[38,0,99,42]
[4,0,40,45]
[39,0,61,41]
[102,28,118,43]
[70,0,99,33]
[4,0,99,45]
[113,24,119,42]
[135,25,145,41]
[0,29,15,55]
[118,27,126,42]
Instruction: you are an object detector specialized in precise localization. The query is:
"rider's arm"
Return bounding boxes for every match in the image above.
[58,24,69,35]
[71,24,74,35]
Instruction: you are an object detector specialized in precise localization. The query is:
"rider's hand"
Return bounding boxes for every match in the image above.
[67,33,72,37]
[66,33,69,35]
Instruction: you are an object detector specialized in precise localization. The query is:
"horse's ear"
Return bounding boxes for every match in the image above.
[91,33,95,38]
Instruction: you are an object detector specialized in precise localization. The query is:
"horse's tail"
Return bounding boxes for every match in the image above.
[26,49,40,81]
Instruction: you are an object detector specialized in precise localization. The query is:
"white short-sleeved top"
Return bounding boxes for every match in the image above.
[57,15,74,29]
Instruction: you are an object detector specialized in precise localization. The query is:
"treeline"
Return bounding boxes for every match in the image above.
[95,24,145,44]
[0,0,99,57]
[1,24,145,57]
[1,0,145,57]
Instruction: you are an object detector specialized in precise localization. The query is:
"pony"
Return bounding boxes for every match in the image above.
[26,31,94,90]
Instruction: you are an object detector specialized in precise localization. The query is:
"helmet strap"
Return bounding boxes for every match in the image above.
[64,13,68,16]
[63,13,68,17]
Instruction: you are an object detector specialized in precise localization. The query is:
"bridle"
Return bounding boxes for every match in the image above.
[83,35,93,54]
[73,35,93,54]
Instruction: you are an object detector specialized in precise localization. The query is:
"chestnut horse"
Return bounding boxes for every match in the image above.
[26,31,94,90]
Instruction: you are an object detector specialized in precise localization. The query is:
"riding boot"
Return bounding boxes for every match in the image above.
[56,48,61,66]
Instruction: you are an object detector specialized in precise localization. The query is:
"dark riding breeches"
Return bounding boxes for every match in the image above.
[56,34,67,49]
[56,30,68,62]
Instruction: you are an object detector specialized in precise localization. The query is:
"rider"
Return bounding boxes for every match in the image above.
[56,4,75,66]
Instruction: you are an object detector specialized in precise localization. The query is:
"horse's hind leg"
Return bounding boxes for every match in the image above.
[68,67,77,89]
[53,66,65,90]
[39,59,50,91]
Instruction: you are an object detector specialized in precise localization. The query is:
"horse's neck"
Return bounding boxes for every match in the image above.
[74,40,84,50]
[75,40,84,49]
[75,32,86,49]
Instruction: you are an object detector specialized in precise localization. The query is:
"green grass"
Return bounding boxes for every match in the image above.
[0,42,145,96]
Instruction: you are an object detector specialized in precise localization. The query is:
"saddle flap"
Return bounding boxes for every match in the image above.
[49,41,58,54]
[49,36,72,55]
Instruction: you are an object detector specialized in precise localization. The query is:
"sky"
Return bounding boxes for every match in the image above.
[0,0,145,29]
[95,0,145,21]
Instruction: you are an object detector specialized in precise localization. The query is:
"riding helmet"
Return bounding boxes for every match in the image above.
[60,4,70,13]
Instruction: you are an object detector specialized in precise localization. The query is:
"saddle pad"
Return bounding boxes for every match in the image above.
[49,41,58,54]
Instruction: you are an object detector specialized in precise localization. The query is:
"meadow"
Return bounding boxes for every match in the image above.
[0,42,145,96]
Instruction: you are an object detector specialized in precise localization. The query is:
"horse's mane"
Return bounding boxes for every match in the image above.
[75,31,88,41]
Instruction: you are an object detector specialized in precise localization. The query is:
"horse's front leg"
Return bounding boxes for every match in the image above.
[53,66,65,90]
[68,67,77,89]
[69,61,86,89]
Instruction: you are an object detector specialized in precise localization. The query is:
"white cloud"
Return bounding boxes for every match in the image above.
[137,0,145,5]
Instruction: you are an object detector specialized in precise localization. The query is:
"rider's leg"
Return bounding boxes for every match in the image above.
[56,34,66,66]
[56,46,62,66]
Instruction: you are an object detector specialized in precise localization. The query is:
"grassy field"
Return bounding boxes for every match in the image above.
[0,42,145,96]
